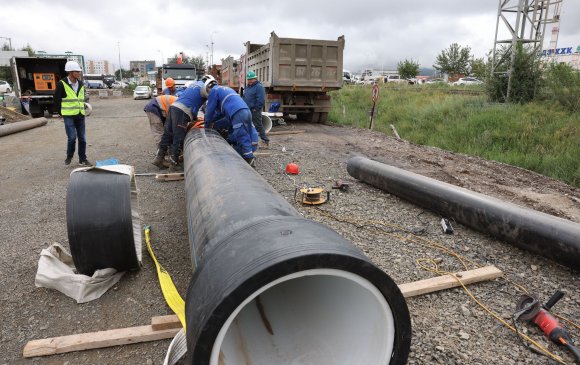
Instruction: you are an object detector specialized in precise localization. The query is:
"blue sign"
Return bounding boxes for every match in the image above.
[541,45,580,57]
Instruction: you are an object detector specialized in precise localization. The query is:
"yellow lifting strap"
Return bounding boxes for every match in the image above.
[144,225,186,331]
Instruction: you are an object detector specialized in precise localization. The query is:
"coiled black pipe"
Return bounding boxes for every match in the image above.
[183,129,412,365]
[347,156,580,270]
[67,168,141,275]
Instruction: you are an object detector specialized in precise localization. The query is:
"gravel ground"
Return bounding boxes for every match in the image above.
[0,97,578,365]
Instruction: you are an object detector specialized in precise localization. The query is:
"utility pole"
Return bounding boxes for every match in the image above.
[210,31,218,68]
[117,42,122,82]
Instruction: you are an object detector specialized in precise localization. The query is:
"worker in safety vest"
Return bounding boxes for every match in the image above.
[54,61,92,166]
[144,95,178,144]
[204,81,257,167]
[162,77,176,95]
[153,75,214,171]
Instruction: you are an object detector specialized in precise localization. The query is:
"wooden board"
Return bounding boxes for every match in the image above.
[151,314,182,331]
[267,129,305,136]
[155,173,184,181]
[398,266,503,298]
[23,325,179,358]
[23,265,502,358]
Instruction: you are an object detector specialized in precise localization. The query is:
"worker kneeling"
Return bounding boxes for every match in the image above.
[203,81,258,167]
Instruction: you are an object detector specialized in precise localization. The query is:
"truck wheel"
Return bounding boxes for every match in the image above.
[310,112,321,123]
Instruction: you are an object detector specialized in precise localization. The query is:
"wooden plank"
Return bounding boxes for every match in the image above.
[23,325,179,358]
[146,266,504,331]
[267,129,305,136]
[155,173,184,181]
[24,266,502,358]
[151,314,181,331]
[398,266,503,298]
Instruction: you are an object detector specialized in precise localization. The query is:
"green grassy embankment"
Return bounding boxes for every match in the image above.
[329,84,579,187]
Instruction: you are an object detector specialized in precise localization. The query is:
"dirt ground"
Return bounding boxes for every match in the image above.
[0,97,578,365]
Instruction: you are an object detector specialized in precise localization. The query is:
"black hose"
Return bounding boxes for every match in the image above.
[183,129,412,365]
[347,156,580,270]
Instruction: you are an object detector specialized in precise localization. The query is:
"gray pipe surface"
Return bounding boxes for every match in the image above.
[0,118,47,137]
[347,156,580,270]
[183,130,411,365]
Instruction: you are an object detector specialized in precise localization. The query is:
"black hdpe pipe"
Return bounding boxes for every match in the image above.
[0,117,47,137]
[183,129,412,365]
[347,156,580,270]
[67,168,141,276]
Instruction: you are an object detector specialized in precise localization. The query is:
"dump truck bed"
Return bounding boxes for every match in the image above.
[245,32,344,91]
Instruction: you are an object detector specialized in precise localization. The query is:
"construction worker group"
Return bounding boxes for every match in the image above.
[147,71,266,171]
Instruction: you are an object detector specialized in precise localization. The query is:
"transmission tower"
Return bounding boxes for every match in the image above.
[491,0,563,102]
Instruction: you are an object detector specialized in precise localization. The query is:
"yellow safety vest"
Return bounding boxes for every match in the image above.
[61,80,85,116]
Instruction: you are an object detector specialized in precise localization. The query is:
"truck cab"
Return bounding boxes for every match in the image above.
[160,63,197,92]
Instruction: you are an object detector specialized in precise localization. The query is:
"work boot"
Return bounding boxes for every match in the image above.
[152,156,168,169]
[168,163,183,173]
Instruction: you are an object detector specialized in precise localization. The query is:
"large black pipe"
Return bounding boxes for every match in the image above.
[347,156,580,270]
[183,129,412,365]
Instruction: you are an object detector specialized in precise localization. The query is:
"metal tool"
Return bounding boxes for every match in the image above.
[515,291,580,363]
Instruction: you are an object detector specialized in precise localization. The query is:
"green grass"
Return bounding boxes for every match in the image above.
[329,85,580,187]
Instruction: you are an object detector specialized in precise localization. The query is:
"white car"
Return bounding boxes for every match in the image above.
[111,81,128,89]
[453,77,483,86]
[0,80,12,93]
[133,86,152,100]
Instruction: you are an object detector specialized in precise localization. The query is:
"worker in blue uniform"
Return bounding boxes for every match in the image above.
[242,70,269,146]
[203,80,257,166]
[153,76,215,171]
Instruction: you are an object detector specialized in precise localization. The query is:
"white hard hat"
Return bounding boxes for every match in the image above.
[201,74,215,83]
[65,61,82,72]
[201,79,217,98]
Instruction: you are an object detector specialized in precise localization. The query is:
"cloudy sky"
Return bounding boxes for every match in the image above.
[1,0,578,74]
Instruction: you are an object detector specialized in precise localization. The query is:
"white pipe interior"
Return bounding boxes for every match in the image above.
[210,269,396,365]
[262,114,272,134]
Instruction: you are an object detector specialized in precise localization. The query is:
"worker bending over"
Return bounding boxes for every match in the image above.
[162,77,176,95]
[203,80,257,166]
[144,94,177,144]
[153,75,214,171]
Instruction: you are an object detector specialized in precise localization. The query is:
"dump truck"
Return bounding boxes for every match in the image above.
[240,31,345,123]
[157,63,198,95]
[10,56,68,118]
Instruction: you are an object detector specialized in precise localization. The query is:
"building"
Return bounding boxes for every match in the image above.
[86,60,111,75]
[541,44,580,70]
[129,60,156,77]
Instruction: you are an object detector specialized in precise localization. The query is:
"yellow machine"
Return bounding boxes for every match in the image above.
[33,73,57,91]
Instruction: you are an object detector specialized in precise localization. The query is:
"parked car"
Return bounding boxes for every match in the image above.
[453,77,483,86]
[384,75,407,84]
[425,78,447,85]
[111,81,128,89]
[133,86,152,100]
[0,80,12,93]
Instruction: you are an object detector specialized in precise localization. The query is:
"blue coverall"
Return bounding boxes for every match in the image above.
[157,81,205,162]
[205,86,255,160]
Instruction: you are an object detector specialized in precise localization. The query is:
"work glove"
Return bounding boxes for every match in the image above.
[244,157,256,168]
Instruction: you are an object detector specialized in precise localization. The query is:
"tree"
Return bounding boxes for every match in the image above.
[486,43,542,103]
[469,57,487,79]
[2,43,10,51]
[21,43,35,56]
[433,43,472,76]
[115,69,132,80]
[189,55,206,74]
[397,59,420,79]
